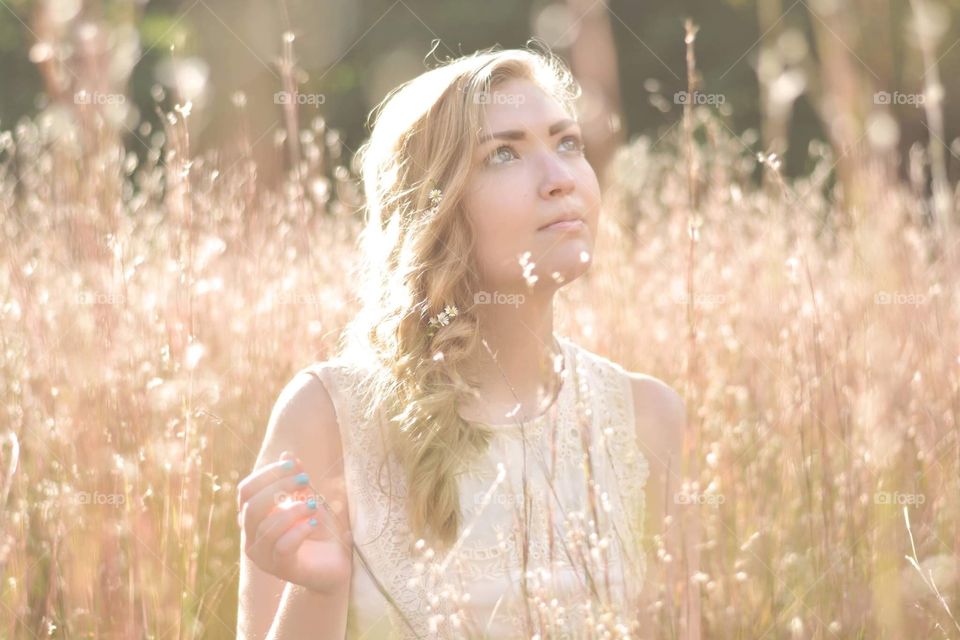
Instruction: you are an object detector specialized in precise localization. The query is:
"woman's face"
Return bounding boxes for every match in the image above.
[461,76,601,297]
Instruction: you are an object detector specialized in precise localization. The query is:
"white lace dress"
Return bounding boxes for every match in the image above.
[303,335,650,639]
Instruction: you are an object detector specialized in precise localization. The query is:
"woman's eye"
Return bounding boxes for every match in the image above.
[559,135,585,154]
[484,136,583,166]
[486,145,518,165]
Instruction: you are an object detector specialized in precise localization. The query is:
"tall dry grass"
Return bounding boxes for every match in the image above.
[1,20,959,640]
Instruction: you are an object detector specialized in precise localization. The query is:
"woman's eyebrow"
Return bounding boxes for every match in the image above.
[477,118,577,144]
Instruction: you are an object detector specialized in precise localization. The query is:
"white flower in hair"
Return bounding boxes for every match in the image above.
[427,304,459,335]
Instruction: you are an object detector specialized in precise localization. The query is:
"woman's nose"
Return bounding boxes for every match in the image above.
[539,157,576,199]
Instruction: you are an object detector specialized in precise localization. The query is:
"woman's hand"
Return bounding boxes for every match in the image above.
[237,450,352,595]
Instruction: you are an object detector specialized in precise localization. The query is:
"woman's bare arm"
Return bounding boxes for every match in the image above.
[631,373,686,568]
[628,373,687,632]
[236,368,353,640]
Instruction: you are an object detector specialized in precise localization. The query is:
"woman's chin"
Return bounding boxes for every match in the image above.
[532,251,593,287]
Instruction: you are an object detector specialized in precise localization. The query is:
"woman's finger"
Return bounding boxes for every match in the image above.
[245,500,317,558]
[242,473,316,540]
[236,451,302,511]
[273,518,318,562]
[305,497,341,544]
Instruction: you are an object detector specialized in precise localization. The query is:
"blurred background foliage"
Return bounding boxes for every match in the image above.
[1,0,958,188]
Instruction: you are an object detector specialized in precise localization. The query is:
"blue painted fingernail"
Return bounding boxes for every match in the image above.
[308,517,318,527]
[295,472,309,485]
[306,498,317,510]
[281,460,295,470]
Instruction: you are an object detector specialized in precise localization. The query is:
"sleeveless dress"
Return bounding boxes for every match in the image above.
[302,335,650,639]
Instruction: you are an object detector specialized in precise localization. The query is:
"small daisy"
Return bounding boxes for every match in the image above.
[427,304,459,334]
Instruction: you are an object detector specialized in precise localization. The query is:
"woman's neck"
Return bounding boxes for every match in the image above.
[458,289,563,423]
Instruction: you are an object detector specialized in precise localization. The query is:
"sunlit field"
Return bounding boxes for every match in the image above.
[2,10,959,640]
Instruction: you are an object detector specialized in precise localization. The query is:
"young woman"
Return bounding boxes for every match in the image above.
[236,46,686,639]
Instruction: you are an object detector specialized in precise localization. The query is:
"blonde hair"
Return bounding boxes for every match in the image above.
[337,44,582,551]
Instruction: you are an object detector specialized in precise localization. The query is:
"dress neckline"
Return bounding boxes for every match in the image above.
[475,335,572,429]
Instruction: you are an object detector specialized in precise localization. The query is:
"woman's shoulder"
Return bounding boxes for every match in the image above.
[272,358,349,428]
[295,353,375,394]
[619,372,686,485]
[560,334,630,376]
[293,353,386,434]
[253,361,348,482]
[562,336,683,408]
[561,335,648,394]
[563,335,686,453]
[296,352,352,377]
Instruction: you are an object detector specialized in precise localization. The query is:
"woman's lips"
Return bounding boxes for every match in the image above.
[539,219,585,232]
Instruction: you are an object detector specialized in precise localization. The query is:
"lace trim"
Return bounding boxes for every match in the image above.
[305,338,650,638]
